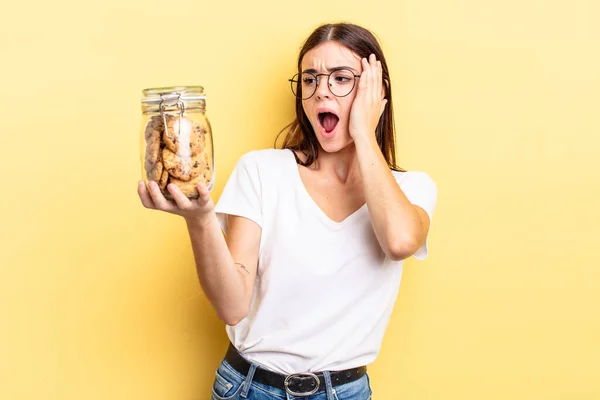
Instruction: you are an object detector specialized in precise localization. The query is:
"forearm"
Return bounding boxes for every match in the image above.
[354,136,423,260]
[185,214,248,324]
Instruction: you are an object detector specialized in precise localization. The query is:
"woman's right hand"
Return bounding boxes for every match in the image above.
[137,180,215,225]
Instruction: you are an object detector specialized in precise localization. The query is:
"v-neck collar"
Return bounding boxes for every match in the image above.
[287,149,367,230]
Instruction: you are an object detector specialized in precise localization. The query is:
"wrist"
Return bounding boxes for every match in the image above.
[353,132,379,151]
[185,213,216,230]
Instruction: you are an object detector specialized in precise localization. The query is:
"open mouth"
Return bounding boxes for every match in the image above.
[318,111,339,134]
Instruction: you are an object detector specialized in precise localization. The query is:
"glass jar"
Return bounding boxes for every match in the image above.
[140,86,214,199]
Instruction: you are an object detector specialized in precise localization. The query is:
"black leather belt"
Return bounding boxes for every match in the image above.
[225,343,367,396]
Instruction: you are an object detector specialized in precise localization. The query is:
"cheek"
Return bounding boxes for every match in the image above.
[339,96,357,119]
[348,88,360,103]
[301,101,313,120]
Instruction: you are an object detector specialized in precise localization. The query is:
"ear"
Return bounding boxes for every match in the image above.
[379,99,388,117]
[381,78,390,100]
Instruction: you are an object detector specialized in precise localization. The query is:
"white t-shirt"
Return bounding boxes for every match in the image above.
[214,148,437,375]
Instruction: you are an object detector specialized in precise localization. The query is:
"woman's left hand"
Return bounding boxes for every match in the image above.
[349,53,388,141]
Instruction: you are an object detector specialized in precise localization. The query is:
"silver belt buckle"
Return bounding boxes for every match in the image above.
[284,372,320,396]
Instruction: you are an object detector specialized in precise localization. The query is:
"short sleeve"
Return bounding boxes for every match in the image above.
[214,152,262,235]
[397,171,438,260]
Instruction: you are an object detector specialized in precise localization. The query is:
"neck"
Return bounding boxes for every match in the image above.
[314,143,360,185]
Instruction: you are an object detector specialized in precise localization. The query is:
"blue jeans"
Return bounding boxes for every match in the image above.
[211,358,373,400]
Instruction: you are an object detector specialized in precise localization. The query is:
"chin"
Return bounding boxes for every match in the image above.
[317,135,354,154]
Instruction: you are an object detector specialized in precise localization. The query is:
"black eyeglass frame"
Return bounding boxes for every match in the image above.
[288,68,362,100]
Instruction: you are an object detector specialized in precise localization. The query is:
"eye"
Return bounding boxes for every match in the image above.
[331,70,354,84]
[302,77,316,86]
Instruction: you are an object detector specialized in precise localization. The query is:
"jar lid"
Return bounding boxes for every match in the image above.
[142,86,205,103]
[141,86,206,113]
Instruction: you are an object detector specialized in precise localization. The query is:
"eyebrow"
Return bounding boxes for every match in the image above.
[302,66,358,74]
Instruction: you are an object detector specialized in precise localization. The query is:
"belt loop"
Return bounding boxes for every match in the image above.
[240,363,258,398]
[322,371,335,400]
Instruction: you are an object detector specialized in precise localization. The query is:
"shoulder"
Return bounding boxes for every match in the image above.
[391,170,438,217]
[391,170,436,188]
[238,148,292,167]
[232,148,294,182]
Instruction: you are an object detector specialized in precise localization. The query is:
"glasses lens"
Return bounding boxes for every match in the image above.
[290,74,300,97]
[298,72,317,99]
[290,73,317,99]
[290,73,301,98]
[329,69,356,97]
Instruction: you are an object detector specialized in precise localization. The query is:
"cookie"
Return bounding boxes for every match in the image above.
[190,121,206,155]
[162,115,191,156]
[201,162,212,184]
[145,127,161,165]
[169,175,202,198]
[161,116,207,156]
[166,151,212,198]
[144,126,162,142]
[147,158,163,181]
[158,168,169,191]
[195,151,210,179]
[144,124,153,140]
[144,116,164,140]
[144,158,154,174]
[161,148,203,181]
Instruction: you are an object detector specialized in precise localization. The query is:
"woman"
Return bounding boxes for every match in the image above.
[138,22,437,400]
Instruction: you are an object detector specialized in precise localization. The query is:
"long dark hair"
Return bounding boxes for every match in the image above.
[275,23,404,172]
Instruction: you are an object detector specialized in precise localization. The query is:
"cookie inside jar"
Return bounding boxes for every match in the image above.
[144,114,212,199]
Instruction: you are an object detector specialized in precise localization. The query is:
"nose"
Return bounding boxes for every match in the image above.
[314,75,331,99]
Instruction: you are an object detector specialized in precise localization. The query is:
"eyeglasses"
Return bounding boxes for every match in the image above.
[289,68,361,100]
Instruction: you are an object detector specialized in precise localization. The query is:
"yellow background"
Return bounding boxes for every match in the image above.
[1,0,599,399]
